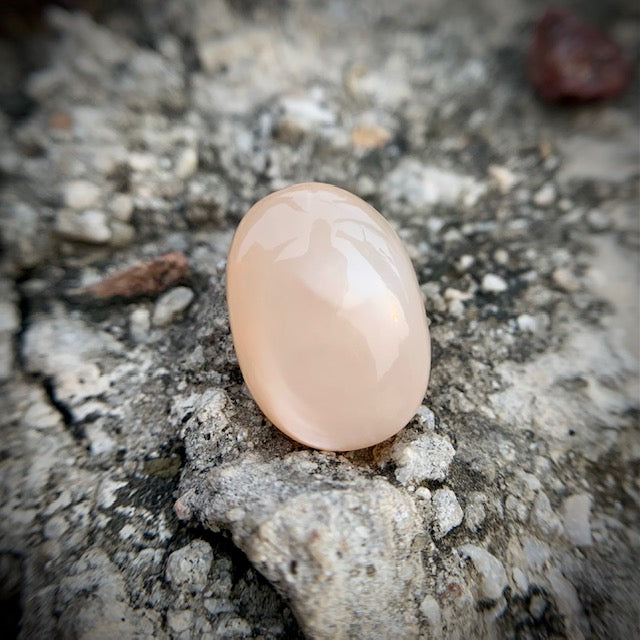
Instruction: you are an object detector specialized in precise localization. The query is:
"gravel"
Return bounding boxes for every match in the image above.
[432,488,464,539]
[0,1,638,639]
[152,286,195,327]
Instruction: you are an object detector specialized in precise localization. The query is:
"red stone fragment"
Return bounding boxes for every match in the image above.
[71,252,189,300]
[528,8,631,102]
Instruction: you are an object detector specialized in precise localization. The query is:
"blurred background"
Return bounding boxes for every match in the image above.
[0,1,638,639]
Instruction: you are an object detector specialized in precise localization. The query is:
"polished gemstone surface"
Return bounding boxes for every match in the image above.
[226,183,431,451]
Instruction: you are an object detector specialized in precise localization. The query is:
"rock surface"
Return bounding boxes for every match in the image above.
[0,1,638,639]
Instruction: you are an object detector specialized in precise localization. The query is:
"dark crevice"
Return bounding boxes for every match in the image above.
[184,525,306,640]
[0,553,23,640]
[42,377,74,429]
[15,273,84,442]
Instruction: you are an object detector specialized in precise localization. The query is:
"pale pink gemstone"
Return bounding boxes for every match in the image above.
[226,183,431,451]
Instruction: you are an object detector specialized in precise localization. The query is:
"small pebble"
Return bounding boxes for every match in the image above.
[465,492,487,532]
[175,147,198,179]
[531,491,563,537]
[70,252,189,300]
[0,301,20,333]
[493,249,509,265]
[63,180,101,209]
[447,298,465,319]
[459,544,508,601]
[552,267,580,293]
[109,193,134,222]
[392,433,455,485]
[457,254,475,271]
[56,209,112,244]
[432,487,464,538]
[109,220,135,247]
[558,198,573,212]
[481,273,508,294]
[416,405,436,430]
[444,288,472,302]
[419,595,442,627]
[561,493,593,547]
[350,124,392,149]
[488,165,518,193]
[165,540,213,593]
[167,609,193,634]
[533,183,556,208]
[152,287,195,327]
[528,8,631,102]
[516,314,537,332]
[130,307,151,342]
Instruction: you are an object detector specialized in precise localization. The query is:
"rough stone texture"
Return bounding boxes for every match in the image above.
[0,1,638,639]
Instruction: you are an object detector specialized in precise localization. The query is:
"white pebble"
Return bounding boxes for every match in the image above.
[561,493,593,547]
[488,164,518,193]
[465,492,487,532]
[457,254,475,271]
[432,487,463,538]
[533,183,556,207]
[416,405,436,430]
[481,273,508,293]
[152,287,195,327]
[493,248,509,265]
[552,267,580,293]
[167,609,193,634]
[546,568,583,625]
[175,146,198,179]
[56,209,112,244]
[392,434,456,485]
[130,307,151,342]
[447,298,465,318]
[109,193,134,221]
[529,594,547,620]
[63,180,101,209]
[419,595,442,627]
[444,287,472,301]
[516,314,537,332]
[531,491,563,537]
[459,544,508,600]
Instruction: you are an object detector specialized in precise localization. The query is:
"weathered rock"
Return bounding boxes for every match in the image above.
[165,540,214,593]
[459,545,508,601]
[56,548,164,640]
[176,456,425,640]
[391,432,456,486]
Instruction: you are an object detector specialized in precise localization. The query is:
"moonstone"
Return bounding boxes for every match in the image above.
[226,183,430,451]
